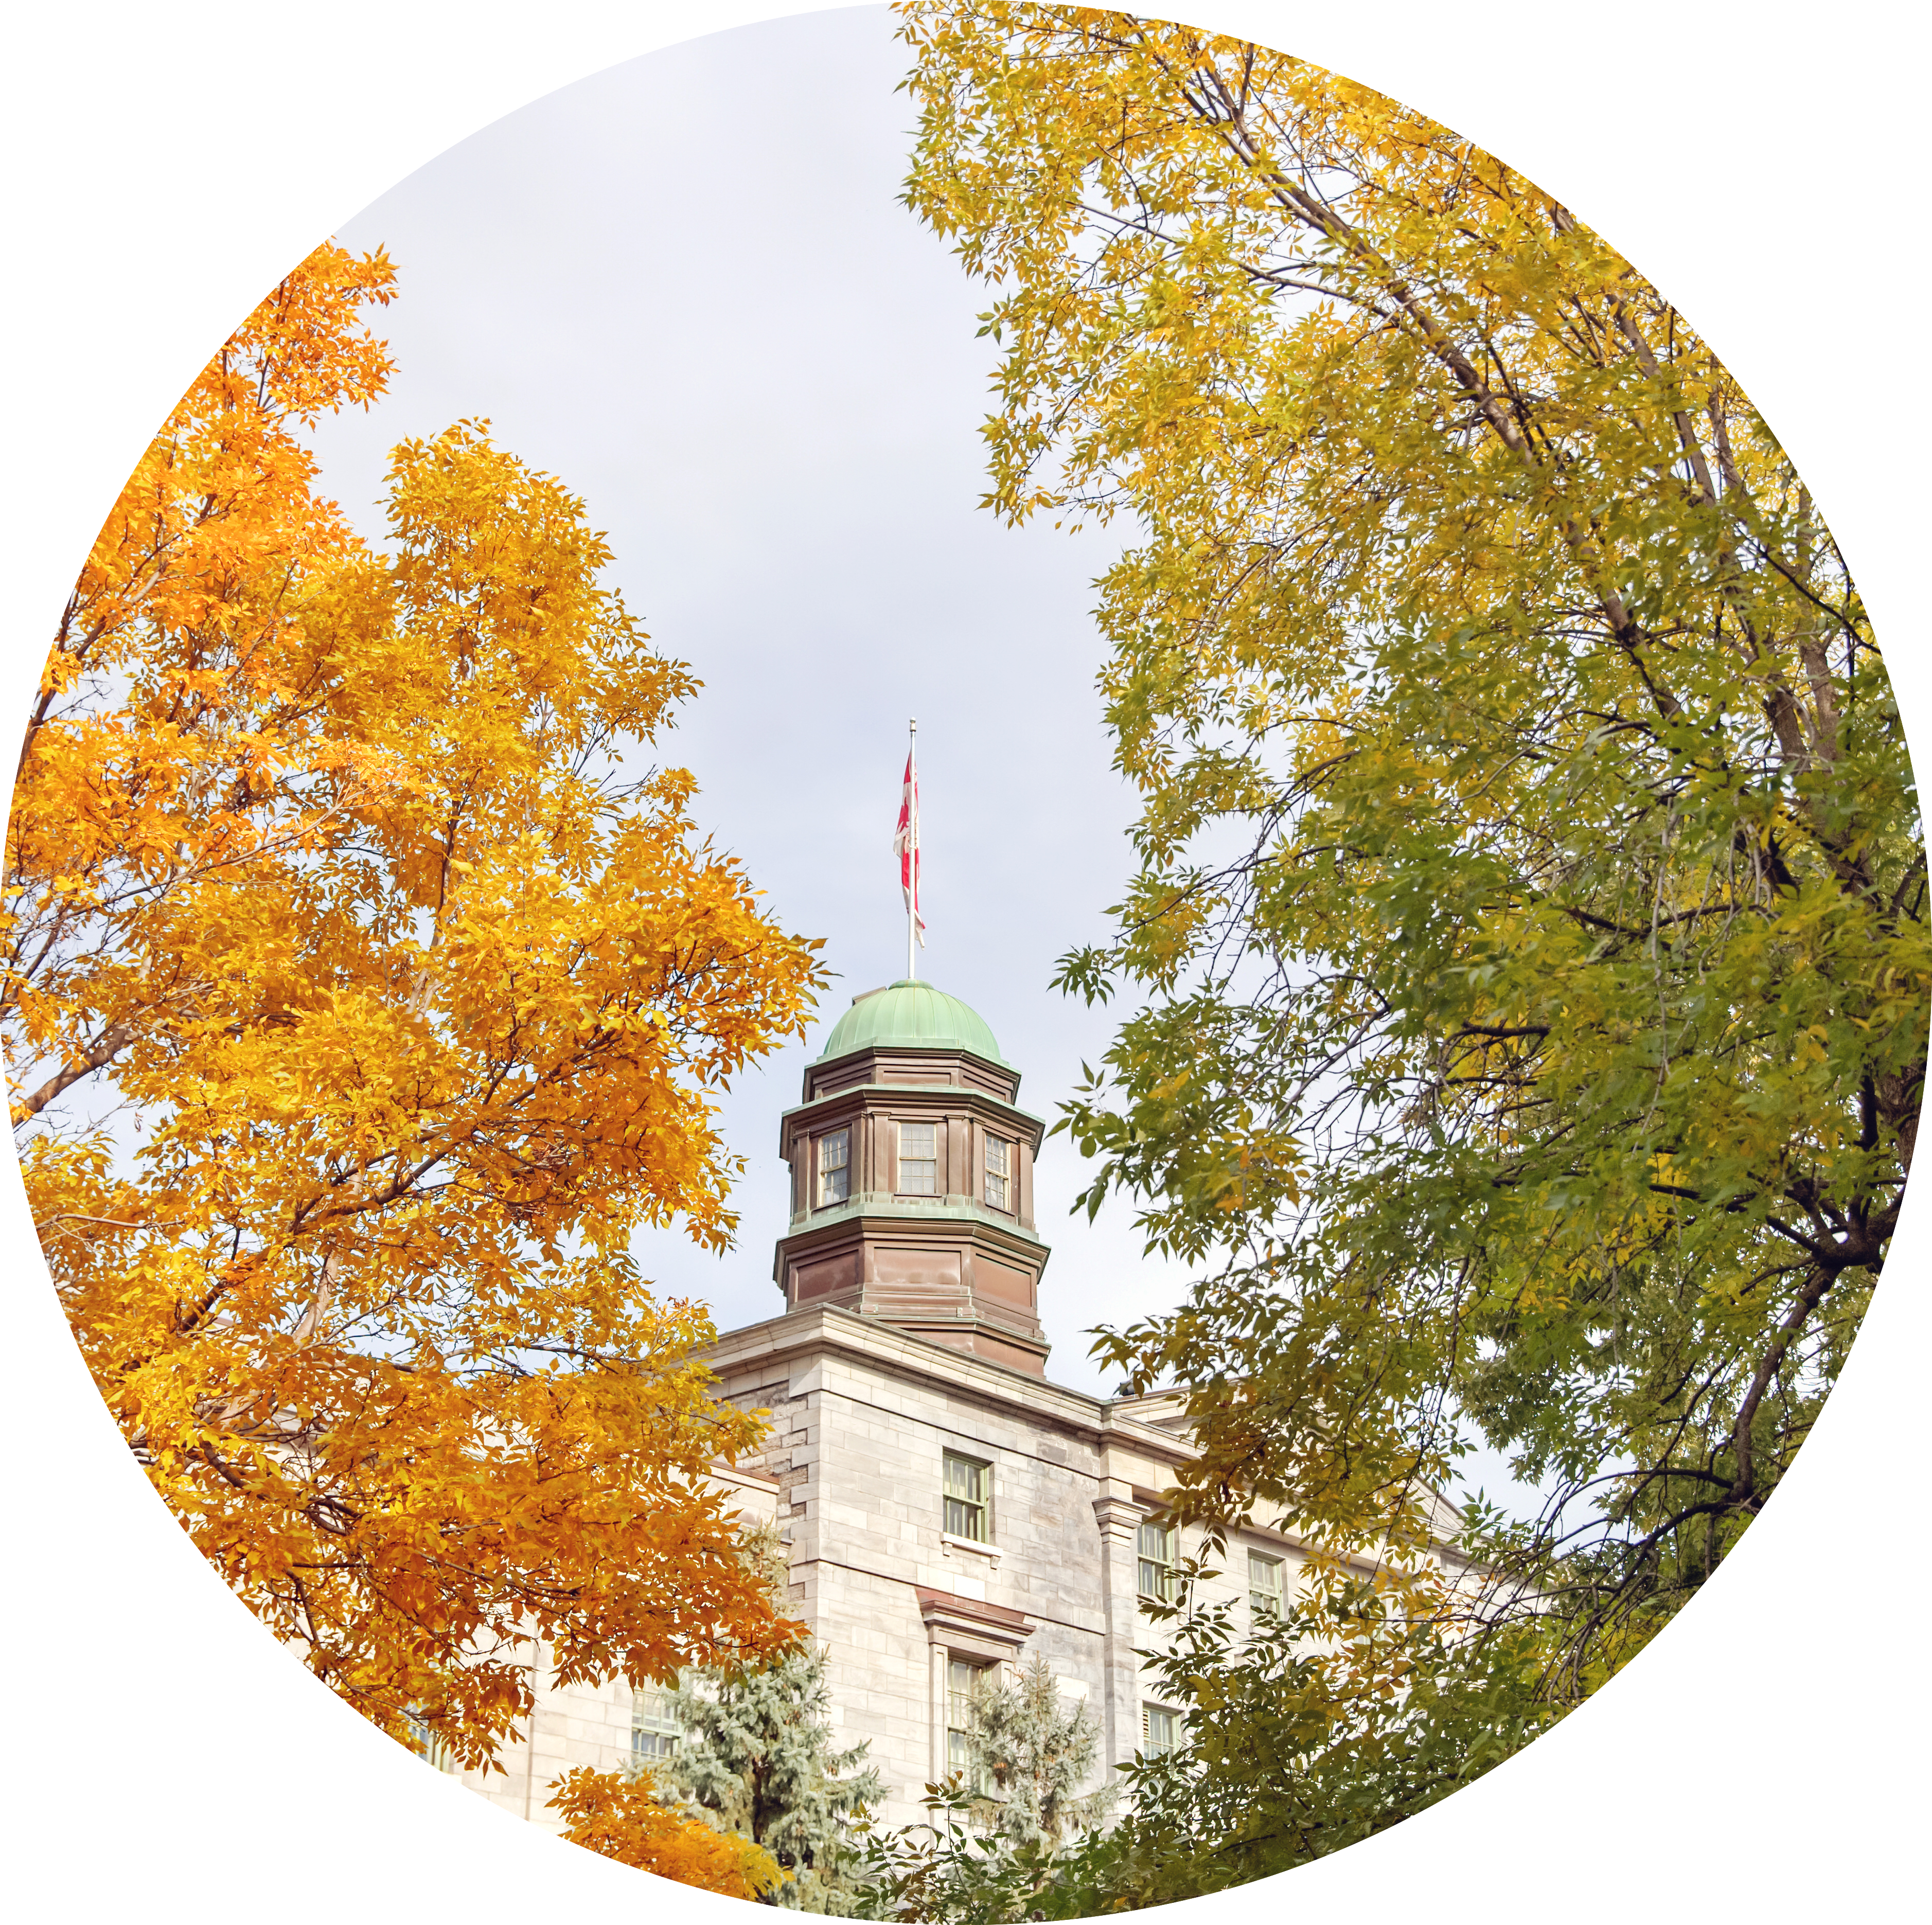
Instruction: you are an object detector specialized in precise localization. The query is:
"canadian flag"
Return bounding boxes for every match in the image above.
[892,748,926,949]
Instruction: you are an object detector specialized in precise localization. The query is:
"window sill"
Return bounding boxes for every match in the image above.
[942,1531,1001,1567]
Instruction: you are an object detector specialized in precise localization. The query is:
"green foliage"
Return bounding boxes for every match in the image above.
[856,1657,1112,1922]
[961,1655,1114,1848]
[898,0,1926,1863]
[857,1783,1085,1925]
[861,1577,1561,1914]
[668,1641,883,1913]
[1067,1576,1562,1901]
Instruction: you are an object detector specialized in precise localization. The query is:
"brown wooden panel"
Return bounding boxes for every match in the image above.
[874,1245,963,1291]
[793,1253,858,1300]
[974,1255,1035,1307]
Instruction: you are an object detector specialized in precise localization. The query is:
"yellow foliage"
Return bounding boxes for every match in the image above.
[552,1766,786,1901]
[6,242,823,1767]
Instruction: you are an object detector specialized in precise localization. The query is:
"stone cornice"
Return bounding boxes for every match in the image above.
[708,1458,780,1492]
[916,1586,1031,1634]
[703,1304,1216,1467]
[917,1585,1035,1663]
[809,1036,1019,1096]
[777,1195,1050,1258]
[1092,1493,1144,1542]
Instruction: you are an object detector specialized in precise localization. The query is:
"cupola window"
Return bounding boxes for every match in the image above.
[816,1127,850,1207]
[898,1120,938,1196]
[983,1135,1011,1211]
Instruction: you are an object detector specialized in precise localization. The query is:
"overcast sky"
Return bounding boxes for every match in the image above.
[305,4,1538,1512]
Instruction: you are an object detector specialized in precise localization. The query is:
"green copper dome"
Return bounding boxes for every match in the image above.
[816,981,1007,1066]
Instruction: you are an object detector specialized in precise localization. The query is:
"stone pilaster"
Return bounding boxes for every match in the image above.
[1092,1486,1145,1780]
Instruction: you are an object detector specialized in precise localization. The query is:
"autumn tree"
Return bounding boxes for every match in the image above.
[562,1531,880,1911]
[553,1763,787,1901]
[898,0,1924,1825]
[5,242,822,1767]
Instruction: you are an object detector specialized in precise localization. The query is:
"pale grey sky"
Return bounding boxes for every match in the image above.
[308,6,1197,1400]
[306,4,1534,1511]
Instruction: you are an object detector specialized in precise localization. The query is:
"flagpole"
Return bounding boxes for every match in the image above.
[906,718,917,982]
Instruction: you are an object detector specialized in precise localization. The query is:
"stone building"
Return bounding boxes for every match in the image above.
[439,979,1464,1836]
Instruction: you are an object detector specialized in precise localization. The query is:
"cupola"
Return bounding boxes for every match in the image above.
[772,981,1052,1375]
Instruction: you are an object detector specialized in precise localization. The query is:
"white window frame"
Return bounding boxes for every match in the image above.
[897,1118,938,1196]
[1141,1703,1181,1758]
[983,1133,1012,1211]
[630,1685,682,1767]
[1248,1549,1285,1620]
[403,1706,457,1774]
[816,1126,850,1207]
[946,1656,993,1789]
[1138,1519,1178,1605]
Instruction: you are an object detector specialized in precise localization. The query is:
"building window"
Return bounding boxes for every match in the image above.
[1248,1550,1285,1621]
[947,1657,991,1789]
[943,1450,991,1542]
[403,1707,456,1773]
[898,1120,938,1195]
[1137,1520,1177,1605]
[1141,1704,1181,1759]
[817,1127,850,1207]
[631,1686,682,1767]
[983,1135,1011,1211]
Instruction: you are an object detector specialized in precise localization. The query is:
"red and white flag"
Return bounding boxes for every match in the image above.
[892,746,926,952]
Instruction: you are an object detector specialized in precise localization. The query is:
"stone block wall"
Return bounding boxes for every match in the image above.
[714,1319,1204,1829]
[407,1306,1425,1855]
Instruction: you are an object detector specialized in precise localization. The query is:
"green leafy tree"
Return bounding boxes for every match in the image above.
[1053,1576,1558,1904]
[856,1789,1071,1925]
[897,0,1926,1853]
[861,1579,1548,1915]
[669,1640,884,1913]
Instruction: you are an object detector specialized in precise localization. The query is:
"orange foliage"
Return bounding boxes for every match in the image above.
[553,1765,786,1901]
[5,242,822,1766]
